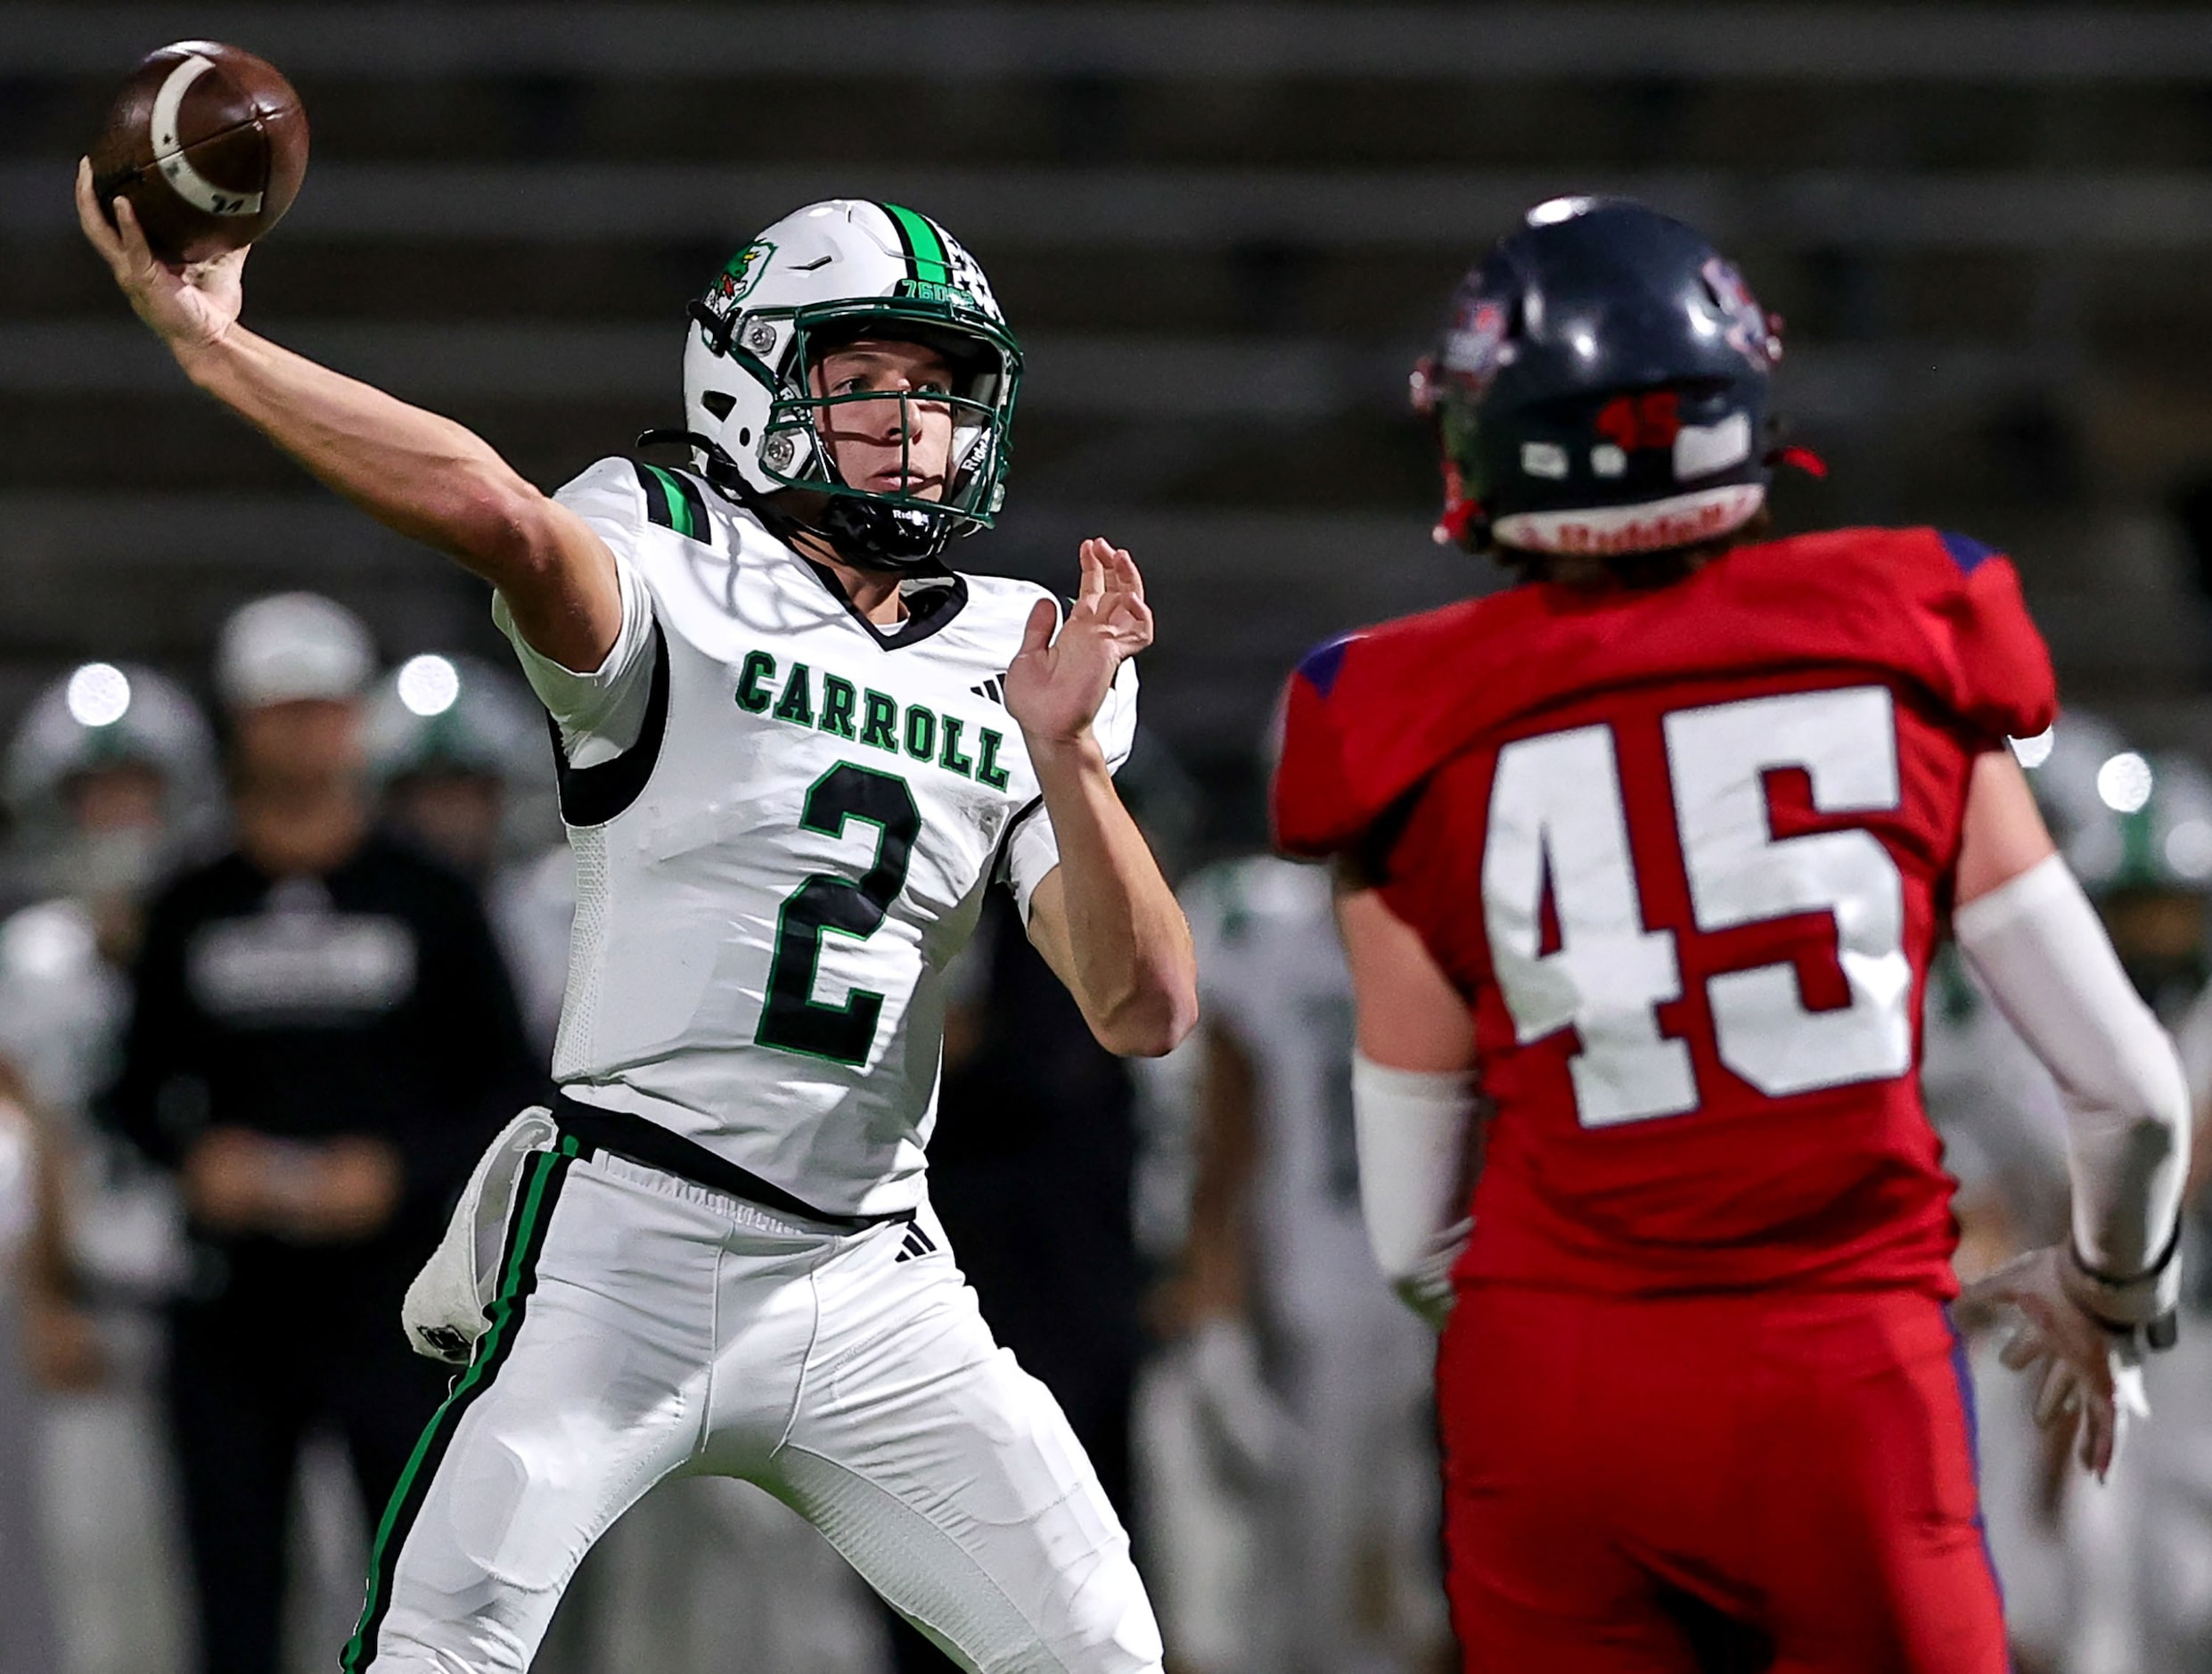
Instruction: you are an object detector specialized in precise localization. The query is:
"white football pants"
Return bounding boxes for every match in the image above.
[342,1139,1164,1674]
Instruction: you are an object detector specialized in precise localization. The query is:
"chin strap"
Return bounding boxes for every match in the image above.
[1766,443,1829,480]
[634,427,952,575]
[1430,455,1487,550]
[635,425,743,488]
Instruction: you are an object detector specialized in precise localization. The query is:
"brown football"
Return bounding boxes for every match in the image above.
[89,40,308,265]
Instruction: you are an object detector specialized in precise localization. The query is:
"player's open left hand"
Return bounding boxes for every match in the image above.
[75,156,246,354]
[1004,537,1151,749]
[1961,1244,2153,1481]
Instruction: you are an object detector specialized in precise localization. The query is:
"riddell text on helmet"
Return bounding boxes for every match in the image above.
[1495,484,1766,556]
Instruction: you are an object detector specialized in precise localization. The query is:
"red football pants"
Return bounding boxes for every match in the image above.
[1438,1283,2007,1673]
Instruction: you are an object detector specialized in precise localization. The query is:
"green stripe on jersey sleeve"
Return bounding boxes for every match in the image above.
[638,463,703,542]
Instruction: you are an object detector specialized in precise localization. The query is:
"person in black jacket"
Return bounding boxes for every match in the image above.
[105,594,541,1674]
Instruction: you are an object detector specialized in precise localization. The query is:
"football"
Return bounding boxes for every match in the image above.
[89,40,307,266]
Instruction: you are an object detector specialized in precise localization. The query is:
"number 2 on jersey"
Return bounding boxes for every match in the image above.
[1484,686,1913,1128]
[757,762,919,1066]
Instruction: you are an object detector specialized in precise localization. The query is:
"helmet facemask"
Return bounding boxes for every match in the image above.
[751,301,1018,570]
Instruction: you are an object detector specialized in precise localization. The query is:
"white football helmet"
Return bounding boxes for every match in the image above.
[4,661,221,896]
[676,200,1021,571]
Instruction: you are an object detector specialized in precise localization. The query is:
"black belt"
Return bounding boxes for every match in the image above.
[553,1095,910,1232]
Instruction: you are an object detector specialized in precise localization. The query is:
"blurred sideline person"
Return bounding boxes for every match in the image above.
[1167,851,1449,1674]
[1925,720,2212,1674]
[1923,721,2103,1674]
[0,661,217,1674]
[365,652,571,1054]
[2040,744,2212,1674]
[81,176,1194,1674]
[1274,199,2189,1671]
[104,594,539,1674]
[0,1069,61,1674]
[1918,714,2126,1674]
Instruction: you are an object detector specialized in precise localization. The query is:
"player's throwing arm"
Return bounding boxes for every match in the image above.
[74,157,622,676]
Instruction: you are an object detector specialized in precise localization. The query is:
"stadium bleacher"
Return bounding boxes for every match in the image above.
[6,3,2212,807]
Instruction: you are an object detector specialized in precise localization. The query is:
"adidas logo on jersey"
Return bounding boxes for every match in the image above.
[733,649,1013,789]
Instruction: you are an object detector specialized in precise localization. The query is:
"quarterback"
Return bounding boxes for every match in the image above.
[1274,199,2189,1670]
[79,165,1194,1673]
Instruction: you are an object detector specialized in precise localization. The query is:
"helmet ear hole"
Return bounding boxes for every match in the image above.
[701,390,737,422]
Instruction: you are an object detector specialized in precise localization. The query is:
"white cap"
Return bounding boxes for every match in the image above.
[215,593,376,710]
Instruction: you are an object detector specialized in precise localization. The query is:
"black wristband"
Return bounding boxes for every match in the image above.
[2070,1219,2183,1289]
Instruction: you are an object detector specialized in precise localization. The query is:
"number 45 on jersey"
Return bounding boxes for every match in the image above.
[1486,685,1914,1128]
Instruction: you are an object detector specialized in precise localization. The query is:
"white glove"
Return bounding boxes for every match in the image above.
[1186,1316,1297,1480]
[1960,1244,2166,1481]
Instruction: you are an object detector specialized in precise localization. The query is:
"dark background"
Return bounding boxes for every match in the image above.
[8,1,2212,841]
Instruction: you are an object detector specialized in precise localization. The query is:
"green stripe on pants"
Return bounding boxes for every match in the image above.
[340,1137,582,1671]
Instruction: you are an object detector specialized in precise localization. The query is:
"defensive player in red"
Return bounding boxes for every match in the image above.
[1272,198,2192,1671]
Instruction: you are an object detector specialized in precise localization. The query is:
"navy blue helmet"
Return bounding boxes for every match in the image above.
[1412,197,1783,558]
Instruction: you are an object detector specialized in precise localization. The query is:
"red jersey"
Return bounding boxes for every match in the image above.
[1273,527,2057,1299]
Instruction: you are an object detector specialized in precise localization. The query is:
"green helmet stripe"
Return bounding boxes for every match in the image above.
[882,202,951,286]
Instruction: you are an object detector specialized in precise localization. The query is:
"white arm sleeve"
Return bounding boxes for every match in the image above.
[1954,854,2191,1289]
[490,458,660,769]
[997,641,1141,921]
[1351,1053,1481,1328]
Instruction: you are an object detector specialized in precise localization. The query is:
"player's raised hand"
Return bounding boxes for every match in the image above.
[76,156,247,354]
[1962,1244,2154,1481]
[1004,537,1153,748]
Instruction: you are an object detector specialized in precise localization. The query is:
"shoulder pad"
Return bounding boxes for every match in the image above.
[1272,603,1489,858]
[553,456,724,560]
[552,455,646,522]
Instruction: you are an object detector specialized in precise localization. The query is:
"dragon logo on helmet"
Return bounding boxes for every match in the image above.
[714,241,775,305]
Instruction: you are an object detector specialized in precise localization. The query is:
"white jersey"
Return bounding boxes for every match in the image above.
[1182,855,1387,1331]
[496,458,1135,1218]
[0,899,185,1300]
[0,900,126,1125]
